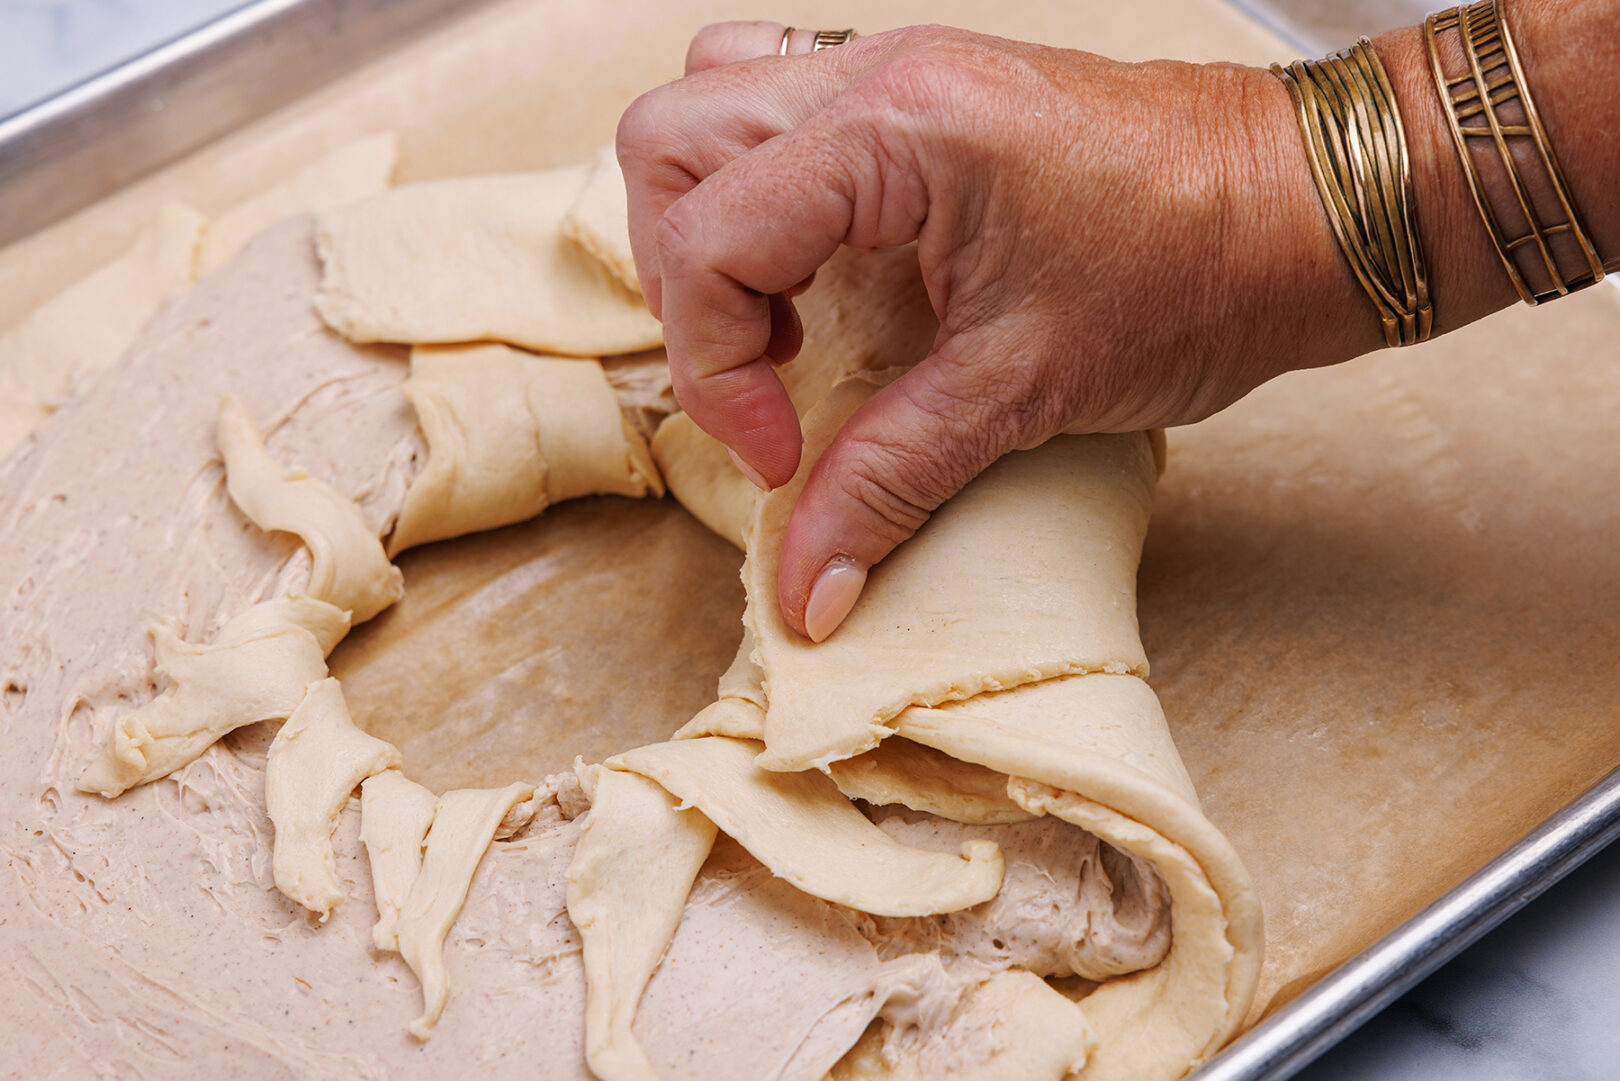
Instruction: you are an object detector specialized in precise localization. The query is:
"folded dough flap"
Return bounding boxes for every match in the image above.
[216,394,403,623]
[566,765,718,1081]
[671,628,767,740]
[216,593,351,656]
[398,780,536,1040]
[313,167,663,356]
[561,145,641,298]
[746,373,1158,772]
[673,633,1033,827]
[651,411,757,551]
[607,736,1005,918]
[650,342,881,553]
[360,769,438,952]
[75,596,342,798]
[389,344,661,554]
[266,677,402,917]
[895,674,1263,1081]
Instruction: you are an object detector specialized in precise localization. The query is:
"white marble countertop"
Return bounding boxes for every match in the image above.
[4,3,1618,1079]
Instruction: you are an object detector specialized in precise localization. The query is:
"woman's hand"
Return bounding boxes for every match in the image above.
[617,22,1375,641]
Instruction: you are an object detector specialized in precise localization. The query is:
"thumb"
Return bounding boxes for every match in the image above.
[776,328,1052,641]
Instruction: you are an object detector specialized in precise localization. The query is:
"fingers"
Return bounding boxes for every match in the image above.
[777,328,1047,640]
[687,22,783,73]
[686,22,856,74]
[656,107,927,487]
[619,27,907,316]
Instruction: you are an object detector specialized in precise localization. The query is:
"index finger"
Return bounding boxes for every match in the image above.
[656,97,930,486]
[616,29,900,317]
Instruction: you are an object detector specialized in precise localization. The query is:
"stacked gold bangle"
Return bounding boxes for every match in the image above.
[1425,0,1604,304]
[1272,41,1433,347]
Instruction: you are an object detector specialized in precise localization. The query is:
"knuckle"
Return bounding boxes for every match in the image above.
[683,23,729,71]
[860,50,957,117]
[615,89,668,161]
[839,449,935,546]
[653,201,701,268]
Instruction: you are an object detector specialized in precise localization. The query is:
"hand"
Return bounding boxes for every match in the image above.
[617,22,1378,641]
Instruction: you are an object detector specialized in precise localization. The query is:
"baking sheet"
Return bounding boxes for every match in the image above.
[4,0,1620,1076]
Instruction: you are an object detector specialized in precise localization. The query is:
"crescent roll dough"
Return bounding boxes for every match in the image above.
[746,374,1156,773]
[562,146,641,298]
[266,677,402,916]
[76,595,349,798]
[738,374,1256,1081]
[566,766,717,1081]
[396,781,535,1039]
[217,395,403,623]
[608,737,1005,918]
[360,769,440,952]
[388,343,663,554]
[313,167,662,355]
[576,365,1261,1081]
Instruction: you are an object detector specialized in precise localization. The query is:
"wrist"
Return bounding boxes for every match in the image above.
[1371,23,1520,331]
[1194,60,1384,381]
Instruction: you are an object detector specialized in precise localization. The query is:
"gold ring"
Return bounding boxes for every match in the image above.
[778,26,795,56]
[811,28,857,51]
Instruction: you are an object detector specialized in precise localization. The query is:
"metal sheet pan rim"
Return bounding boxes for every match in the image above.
[4,4,1619,1081]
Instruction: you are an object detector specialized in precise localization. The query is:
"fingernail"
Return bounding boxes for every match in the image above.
[804,559,868,643]
[728,447,772,491]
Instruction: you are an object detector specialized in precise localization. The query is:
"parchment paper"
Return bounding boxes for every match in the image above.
[4,0,1618,1031]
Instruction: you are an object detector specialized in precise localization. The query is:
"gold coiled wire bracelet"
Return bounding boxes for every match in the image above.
[1426,0,1604,304]
[1272,40,1433,348]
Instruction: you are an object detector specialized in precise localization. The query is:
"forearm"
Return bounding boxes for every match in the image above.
[1219,0,1620,380]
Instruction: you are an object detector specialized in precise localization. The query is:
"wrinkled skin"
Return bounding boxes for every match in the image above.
[616,14,1614,638]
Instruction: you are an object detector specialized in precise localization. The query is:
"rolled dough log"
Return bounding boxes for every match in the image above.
[389,343,663,555]
[314,168,664,355]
